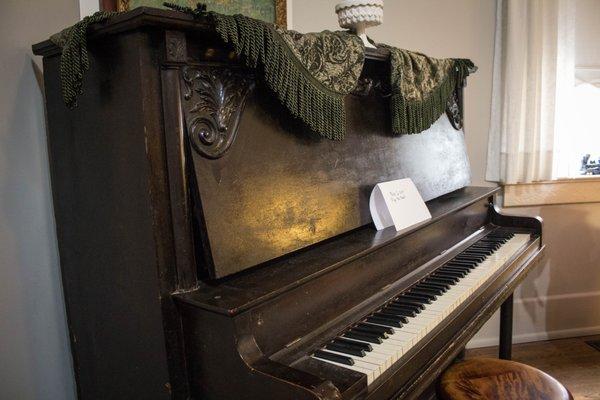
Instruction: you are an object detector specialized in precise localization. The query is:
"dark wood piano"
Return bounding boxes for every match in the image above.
[33,8,545,400]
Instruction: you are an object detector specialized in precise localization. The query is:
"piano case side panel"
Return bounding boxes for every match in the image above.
[41,31,179,399]
[182,61,472,278]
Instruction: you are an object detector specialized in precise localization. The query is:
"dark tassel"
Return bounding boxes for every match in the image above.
[51,11,117,108]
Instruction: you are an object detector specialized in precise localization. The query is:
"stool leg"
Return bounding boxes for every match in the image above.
[499,294,513,360]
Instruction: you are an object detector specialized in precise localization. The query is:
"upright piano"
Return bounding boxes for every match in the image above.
[33,8,545,400]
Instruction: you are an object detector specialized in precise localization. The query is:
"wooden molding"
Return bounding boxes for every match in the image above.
[504,178,600,207]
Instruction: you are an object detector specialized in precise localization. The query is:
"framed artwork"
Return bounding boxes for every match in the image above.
[101,0,287,26]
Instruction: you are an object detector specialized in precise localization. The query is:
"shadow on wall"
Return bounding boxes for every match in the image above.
[0,53,76,399]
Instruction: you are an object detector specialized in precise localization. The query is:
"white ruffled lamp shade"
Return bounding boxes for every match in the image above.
[335,0,384,48]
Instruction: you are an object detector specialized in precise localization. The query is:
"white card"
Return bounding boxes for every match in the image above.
[369,178,432,232]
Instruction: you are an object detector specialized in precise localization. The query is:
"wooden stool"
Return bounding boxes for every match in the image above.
[437,358,573,400]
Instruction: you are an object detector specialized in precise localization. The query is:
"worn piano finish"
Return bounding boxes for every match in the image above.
[33,8,544,400]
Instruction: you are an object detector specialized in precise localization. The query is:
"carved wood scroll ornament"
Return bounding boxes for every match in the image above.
[181,66,255,159]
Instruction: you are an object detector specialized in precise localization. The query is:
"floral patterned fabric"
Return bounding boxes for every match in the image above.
[277,28,364,94]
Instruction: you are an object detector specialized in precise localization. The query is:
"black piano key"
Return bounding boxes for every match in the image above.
[439,266,468,275]
[478,241,501,249]
[480,238,505,245]
[413,284,444,294]
[431,273,459,283]
[461,251,489,259]
[410,286,440,294]
[344,331,384,344]
[465,248,493,256]
[447,260,477,268]
[437,267,467,278]
[376,311,409,324]
[469,242,496,250]
[453,256,482,264]
[313,350,355,366]
[400,294,432,304]
[333,338,373,351]
[418,281,450,290]
[357,322,395,335]
[352,326,388,338]
[384,305,418,317]
[392,299,425,310]
[462,250,490,257]
[458,254,486,262]
[407,289,438,300]
[451,256,480,262]
[368,315,403,327]
[469,248,495,255]
[443,264,471,270]
[435,270,465,278]
[325,343,365,357]
[427,277,457,286]
[389,303,422,315]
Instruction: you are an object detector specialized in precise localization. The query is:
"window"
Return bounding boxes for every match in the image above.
[553,0,600,179]
[571,78,600,177]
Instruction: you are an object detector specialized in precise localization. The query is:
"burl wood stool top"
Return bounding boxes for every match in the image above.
[438,358,573,400]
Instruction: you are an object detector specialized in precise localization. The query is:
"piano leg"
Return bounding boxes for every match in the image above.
[499,294,514,360]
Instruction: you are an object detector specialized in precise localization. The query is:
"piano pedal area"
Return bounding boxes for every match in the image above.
[310,230,532,386]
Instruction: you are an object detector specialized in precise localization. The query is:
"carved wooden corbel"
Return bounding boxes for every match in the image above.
[180,66,255,159]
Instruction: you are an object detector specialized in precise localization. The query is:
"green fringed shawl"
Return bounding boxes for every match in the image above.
[379,46,474,135]
[50,5,475,140]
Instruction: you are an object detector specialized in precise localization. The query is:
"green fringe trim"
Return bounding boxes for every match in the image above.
[391,58,474,134]
[51,3,475,139]
[212,13,349,140]
[50,11,117,109]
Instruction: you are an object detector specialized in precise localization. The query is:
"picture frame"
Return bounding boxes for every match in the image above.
[100,0,287,27]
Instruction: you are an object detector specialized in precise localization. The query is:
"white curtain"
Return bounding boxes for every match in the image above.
[486,0,575,184]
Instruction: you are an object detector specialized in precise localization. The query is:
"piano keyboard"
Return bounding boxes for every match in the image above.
[310,231,531,385]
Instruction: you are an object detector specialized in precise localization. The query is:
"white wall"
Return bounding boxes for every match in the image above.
[0,1,79,399]
[79,0,100,17]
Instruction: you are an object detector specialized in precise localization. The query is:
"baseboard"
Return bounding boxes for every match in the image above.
[468,325,600,349]
[516,290,600,304]
[467,290,600,349]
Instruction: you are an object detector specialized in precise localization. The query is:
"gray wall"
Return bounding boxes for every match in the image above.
[0,0,78,399]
